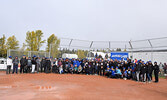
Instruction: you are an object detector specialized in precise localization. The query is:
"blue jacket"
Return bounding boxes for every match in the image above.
[115,69,122,75]
[73,60,77,66]
[76,61,80,67]
[111,70,115,76]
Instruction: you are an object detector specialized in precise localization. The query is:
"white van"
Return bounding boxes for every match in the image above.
[62,53,78,59]
[0,58,7,69]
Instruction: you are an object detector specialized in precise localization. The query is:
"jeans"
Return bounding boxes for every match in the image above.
[136,71,140,81]
[141,73,146,82]
[12,65,18,74]
[147,73,151,81]
[6,65,11,74]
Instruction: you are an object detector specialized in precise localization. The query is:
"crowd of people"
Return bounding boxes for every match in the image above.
[6,55,164,83]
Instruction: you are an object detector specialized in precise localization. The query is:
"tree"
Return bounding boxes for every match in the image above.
[0,35,7,57]
[6,35,19,50]
[46,34,60,58]
[36,30,46,51]
[25,30,45,51]
[116,48,121,51]
[20,43,26,51]
[76,49,86,59]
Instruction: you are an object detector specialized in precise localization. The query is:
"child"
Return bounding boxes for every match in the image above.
[127,67,132,79]
[105,66,111,78]
[74,64,78,74]
[110,67,115,78]
[122,68,128,80]
[59,65,63,74]
[115,67,122,78]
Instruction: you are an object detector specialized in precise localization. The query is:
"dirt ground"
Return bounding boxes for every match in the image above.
[0,71,166,100]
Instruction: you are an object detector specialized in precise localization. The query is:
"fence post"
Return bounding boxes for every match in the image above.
[7,49,9,59]
[129,40,133,59]
[9,49,10,57]
[69,39,73,49]
[148,39,153,61]
[30,51,31,57]
[49,44,52,58]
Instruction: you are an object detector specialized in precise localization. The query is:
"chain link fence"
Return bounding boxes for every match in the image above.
[7,49,49,59]
[58,37,167,63]
[5,37,167,63]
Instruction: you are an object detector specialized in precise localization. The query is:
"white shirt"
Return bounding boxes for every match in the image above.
[7,58,12,66]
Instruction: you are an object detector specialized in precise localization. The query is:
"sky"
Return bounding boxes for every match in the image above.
[0,0,167,50]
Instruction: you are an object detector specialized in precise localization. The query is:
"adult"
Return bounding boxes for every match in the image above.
[41,57,46,72]
[36,57,40,73]
[159,62,164,75]
[6,56,12,74]
[27,57,32,73]
[154,62,160,83]
[31,56,36,73]
[20,55,27,73]
[164,63,167,74]
[135,62,141,82]
[12,56,19,74]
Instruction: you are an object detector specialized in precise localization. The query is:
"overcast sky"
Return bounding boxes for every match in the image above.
[0,0,167,50]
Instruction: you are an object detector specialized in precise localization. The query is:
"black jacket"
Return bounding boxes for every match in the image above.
[147,64,153,73]
[32,59,36,65]
[140,65,147,74]
[135,64,141,71]
[41,59,46,67]
[154,65,159,73]
[20,58,27,66]
[46,60,51,68]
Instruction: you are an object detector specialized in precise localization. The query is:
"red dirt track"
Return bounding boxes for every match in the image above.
[0,71,167,100]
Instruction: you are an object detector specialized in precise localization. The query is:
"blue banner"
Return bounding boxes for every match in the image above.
[111,52,129,61]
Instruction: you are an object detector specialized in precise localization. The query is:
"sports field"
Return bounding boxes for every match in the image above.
[0,71,166,100]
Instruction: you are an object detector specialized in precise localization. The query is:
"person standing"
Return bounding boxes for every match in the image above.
[12,56,19,74]
[164,63,167,74]
[135,62,141,82]
[24,57,29,73]
[36,57,40,73]
[103,59,108,76]
[31,57,36,73]
[27,57,32,73]
[140,63,147,82]
[148,61,153,81]
[146,62,151,82]
[20,55,27,73]
[45,57,51,73]
[41,57,46,72]
[97,61,101,75]
[100,60,104,76]
[52,58,57,73]
[6,56,13,74]
[159,62,164,75]
[154,62,160,83]
[92,60,96,74]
